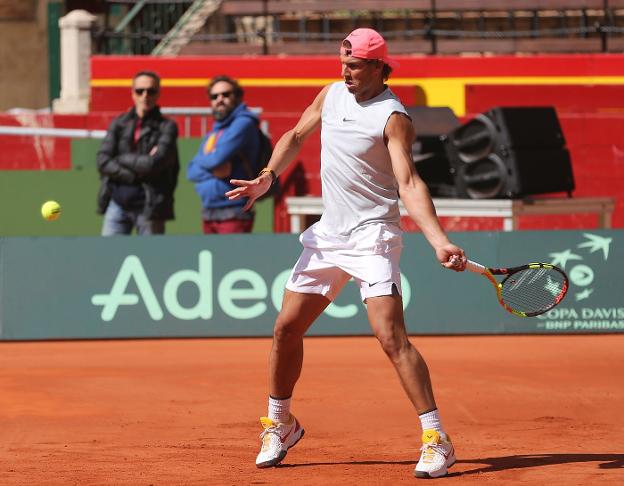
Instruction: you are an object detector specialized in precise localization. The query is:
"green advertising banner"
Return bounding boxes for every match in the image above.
[0,231,622,340]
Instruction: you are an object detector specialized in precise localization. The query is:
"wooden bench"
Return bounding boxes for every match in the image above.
[221,0,624,15]
[221,1,430,15]
[184,0,624,55]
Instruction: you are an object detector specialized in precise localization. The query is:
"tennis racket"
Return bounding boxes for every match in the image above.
[457,258,569,317]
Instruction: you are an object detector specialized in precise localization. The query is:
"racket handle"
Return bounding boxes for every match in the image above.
[465,259,487,274]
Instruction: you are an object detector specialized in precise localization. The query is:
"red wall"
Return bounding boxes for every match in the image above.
[466,84,624,115]
[89,54,624,112]
[2,54,623,231]
[88,54,624,231]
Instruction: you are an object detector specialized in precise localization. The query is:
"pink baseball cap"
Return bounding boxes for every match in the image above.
[341,28,399,68]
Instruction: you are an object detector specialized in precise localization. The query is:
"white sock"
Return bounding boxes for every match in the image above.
[268,396,291,423]
[419,409,443,433]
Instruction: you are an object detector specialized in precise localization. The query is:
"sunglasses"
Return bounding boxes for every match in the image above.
[134,87,158,96]
[209,90,234,101]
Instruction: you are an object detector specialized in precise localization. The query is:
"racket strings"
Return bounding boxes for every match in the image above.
[500,267,567,314]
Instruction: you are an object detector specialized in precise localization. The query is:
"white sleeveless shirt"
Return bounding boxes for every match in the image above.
[318,81,408,236]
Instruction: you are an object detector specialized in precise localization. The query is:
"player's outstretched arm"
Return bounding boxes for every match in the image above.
[226,85,330,211]
[386,112,466,271]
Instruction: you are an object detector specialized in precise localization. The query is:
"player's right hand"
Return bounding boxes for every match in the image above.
[436,245,466,272]
[444,253,467,272]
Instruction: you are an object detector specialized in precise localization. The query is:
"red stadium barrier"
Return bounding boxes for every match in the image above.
[2,54,623,230]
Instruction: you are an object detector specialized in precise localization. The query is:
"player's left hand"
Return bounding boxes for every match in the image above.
[437,244,467,272]
[226,175,272,211]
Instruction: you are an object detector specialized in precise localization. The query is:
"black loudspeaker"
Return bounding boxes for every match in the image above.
[444,107,575,199]
[407,106,460,197]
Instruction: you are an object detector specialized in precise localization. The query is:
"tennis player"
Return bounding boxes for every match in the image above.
[226,28,467,479]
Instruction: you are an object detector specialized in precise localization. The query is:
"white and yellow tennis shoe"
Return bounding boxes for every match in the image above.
[414,429,456,478]
[255,414,304,468]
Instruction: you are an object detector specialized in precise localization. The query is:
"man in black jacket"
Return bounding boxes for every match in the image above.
[97,71,179,235]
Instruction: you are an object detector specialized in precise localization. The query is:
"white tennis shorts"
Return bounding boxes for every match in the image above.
[285,221,403,302]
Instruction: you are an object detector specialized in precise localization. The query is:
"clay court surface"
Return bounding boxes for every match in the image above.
[1,335,622,485]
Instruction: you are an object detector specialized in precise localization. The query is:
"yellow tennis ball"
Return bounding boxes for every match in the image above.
[41,200,61,221]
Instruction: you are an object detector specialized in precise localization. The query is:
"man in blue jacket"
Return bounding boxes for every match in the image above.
[187,75,260,233]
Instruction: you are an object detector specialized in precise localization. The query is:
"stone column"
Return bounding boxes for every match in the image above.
[52,10,97,114]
